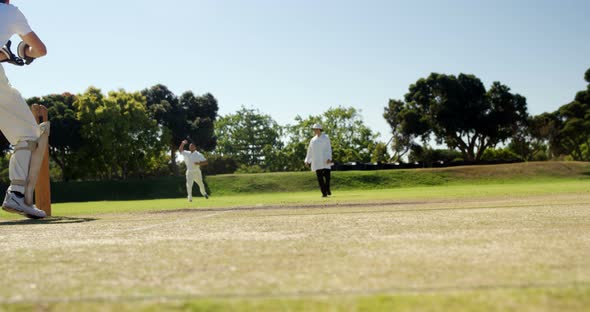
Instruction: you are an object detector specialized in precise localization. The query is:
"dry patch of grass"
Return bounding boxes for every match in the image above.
[0,193,589,311]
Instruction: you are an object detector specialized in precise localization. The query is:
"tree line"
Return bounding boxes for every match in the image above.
[0,85,219,182]
[384,68,590,164]
[0,68,587,182]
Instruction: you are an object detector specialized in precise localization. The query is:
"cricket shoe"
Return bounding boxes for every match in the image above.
[2,192,46,219]
[188,196,193,202]
[204,194,209,199]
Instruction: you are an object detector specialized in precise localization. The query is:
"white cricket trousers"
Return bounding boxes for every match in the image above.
[0,65,41,194]
[186,169,206,199]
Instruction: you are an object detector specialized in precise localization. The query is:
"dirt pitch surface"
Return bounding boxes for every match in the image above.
[1,193,589,306]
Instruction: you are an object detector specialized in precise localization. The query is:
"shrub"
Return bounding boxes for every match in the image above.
[202,155,238,175]
[481,148,523,162]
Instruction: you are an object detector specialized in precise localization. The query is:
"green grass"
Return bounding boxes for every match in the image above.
[5,287,590,312]
[46,161,590,202]
[1,162,590,311]
[23,178,589,217]
[208,161,590,195]
[1,188,589,311]
[18,161,590,217]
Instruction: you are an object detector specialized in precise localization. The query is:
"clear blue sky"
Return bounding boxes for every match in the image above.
[5,0,590,142]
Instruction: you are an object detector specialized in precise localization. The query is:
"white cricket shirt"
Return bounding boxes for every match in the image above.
[0,3,32,47]
[182,150,206,172]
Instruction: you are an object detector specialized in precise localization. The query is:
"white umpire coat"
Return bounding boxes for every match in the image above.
[305,133,333,171]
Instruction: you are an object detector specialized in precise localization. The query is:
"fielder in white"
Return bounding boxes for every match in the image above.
[0,0,49,219]
[179,140,209,202]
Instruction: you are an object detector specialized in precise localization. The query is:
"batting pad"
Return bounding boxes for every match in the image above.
[24,121,50,206]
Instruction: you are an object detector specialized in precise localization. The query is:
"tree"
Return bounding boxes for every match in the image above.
[0,131,10,158]
[384,73,528,161]
[75,87,165,180]
[179,91,218,151]
[285,106,381,167]
[283,115,323,171]
[552,68,590,160]
[142,85,218,175]
[142,84,182,174]
[370,142,390,163]
[383,99,428,162]
[215,106,283,169]
[508,114,554,161]
[0,128,10,184]
[323,107,380,162]
[533,113,562,159]
[27,93,82,181]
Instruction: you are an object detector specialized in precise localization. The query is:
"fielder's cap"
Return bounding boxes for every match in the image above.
[312,123,322,130]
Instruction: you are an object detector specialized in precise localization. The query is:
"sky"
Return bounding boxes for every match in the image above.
[4,0,590,143]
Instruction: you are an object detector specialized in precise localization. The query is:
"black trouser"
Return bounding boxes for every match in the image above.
[315,169,331,196]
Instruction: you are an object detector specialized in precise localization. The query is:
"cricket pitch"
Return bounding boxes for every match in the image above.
[0,193,589,310]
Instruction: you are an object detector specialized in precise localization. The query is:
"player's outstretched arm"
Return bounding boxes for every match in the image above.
[178,140,187,153]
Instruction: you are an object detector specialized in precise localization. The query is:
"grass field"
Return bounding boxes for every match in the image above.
[1,163,589,311]
[47,161,590,202]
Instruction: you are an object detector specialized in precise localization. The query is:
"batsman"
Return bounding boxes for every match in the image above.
[0,0,49,219]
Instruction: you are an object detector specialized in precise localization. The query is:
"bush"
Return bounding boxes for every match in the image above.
[235,165,265,174]
[481,148,523,162]
[202,155,238,175]
[0,154,9,185]
[531,149,549,161]
[409,147,463,167]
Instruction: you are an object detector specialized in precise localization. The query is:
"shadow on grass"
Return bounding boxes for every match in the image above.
[0,216,97,226]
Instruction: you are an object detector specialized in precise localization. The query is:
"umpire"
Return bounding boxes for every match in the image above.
[304,124,333,197]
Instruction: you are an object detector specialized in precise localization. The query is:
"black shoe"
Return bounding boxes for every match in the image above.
[327,191,331,196]
[322,194,328,198]
[204,194,209,199]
